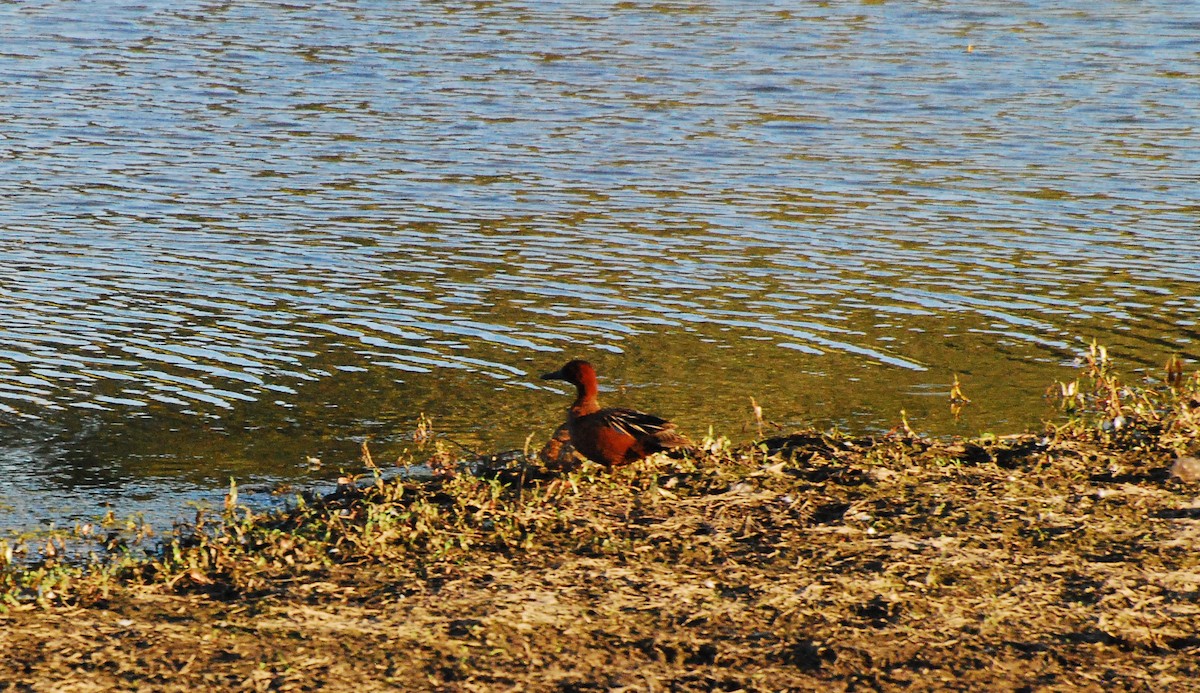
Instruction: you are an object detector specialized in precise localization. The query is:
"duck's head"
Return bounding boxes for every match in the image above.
[541,359,596,387]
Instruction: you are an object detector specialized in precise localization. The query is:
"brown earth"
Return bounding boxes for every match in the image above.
[2,421,1198,692]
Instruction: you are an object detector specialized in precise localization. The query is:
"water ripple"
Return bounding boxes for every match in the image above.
[1,0,1198,527]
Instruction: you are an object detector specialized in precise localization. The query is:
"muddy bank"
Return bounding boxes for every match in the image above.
[1,363,1199,691]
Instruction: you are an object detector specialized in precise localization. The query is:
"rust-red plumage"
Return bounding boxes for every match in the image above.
[541,359,690,467]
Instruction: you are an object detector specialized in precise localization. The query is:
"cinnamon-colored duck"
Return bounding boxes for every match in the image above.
[542,359,690,467]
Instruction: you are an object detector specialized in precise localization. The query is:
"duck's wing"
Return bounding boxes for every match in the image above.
[598,408,691,450]
[538,422,578,469]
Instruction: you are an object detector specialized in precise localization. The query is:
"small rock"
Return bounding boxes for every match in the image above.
[1170,456,1200,483]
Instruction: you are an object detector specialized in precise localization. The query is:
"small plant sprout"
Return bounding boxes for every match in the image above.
[949,374,971,419]
[949,375,970,405]
[1083,339,1110,378]
[414,412,433,447]
[361,439,380,476]
[1051,379,1081,412]
[1167,354,1184,388]
[224,477,239,515]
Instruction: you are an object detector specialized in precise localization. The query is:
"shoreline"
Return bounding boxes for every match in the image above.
[1,364,1198,691]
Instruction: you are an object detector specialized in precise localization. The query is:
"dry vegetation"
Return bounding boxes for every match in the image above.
[2,348,1199,691]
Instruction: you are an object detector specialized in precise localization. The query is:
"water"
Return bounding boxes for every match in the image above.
[1,1,1197,532]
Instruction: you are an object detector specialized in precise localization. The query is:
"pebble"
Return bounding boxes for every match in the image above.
[1170,456,1200,483]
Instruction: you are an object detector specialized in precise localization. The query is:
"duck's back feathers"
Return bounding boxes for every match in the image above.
[572,407,692,466]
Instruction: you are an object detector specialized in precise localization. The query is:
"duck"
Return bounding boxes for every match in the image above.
[541,359,690,467]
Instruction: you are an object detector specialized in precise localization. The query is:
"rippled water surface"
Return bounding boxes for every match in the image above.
[2,1,1198,530]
